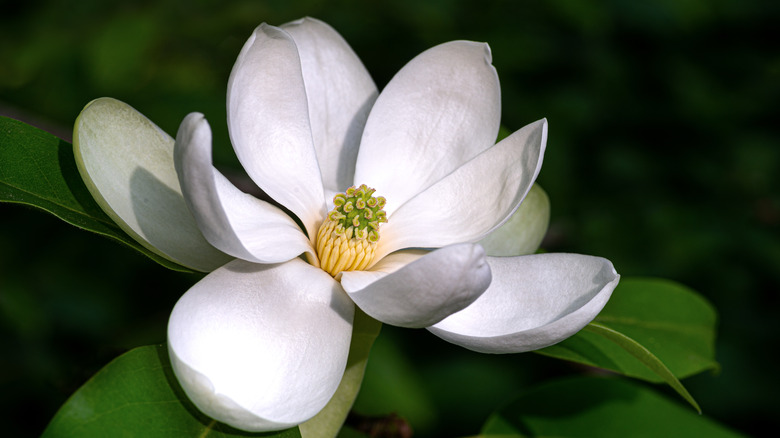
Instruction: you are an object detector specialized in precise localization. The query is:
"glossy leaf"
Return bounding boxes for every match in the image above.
[538,277,718,381]
[42,344,301,438]
[481,376,744,438]
[0,116,192,272]
[584,322,700,412]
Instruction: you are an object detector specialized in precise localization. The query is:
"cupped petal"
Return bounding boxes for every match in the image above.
[341,244,491,328]
[428,253,619,353]
[227,23,326,239]
[354,40,501,215]
[73,97,231,272]
[168,258,354,431]
[376,119,547,261]
[281,17,378,194]
[174,113,313,263]
[478,183,550,256]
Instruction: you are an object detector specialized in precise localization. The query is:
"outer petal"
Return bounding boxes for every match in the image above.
[227,23,326,239]
[341,244,491,328]
[376,119,547,261]
[168,258,354,431]
[478,183,550,256]
[73,97,231,272]
[174,113,314,263]
[354,40,501,215]
[281,17,378,195]
[428,253,619,353]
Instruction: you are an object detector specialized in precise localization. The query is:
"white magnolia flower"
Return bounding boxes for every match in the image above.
[73,17,619,433]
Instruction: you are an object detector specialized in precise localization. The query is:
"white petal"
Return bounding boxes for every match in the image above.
[478,183,550,256]
[338,249,429,290]
[376,119,547,260]
[174,113,314,263]
[227,23,326,239]
[73,98,231,272]
[168,258,354,431]
[341,244,491,328]
[281,17,378,194]
[299,308,382,437]
[428,253,619,353]
[354,40,501,215]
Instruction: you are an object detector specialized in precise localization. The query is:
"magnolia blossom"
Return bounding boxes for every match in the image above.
[73,17,619,433]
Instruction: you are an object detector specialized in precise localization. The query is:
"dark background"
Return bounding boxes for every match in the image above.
[1,1,777,436]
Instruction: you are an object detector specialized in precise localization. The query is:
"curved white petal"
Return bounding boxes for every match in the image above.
[478,183,550,256]
[281,17,378,194]
[376,119,547,260]
[227,23,326,239]
[73,97,231,272]
[168,258,354,432]
[354,40,501,215]
[341,244,491,328]
[428,253,619,353]
[174,113,314,263]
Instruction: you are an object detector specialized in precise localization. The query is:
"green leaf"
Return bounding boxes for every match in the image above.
[0,116,192,272]
[481,376,745,438]
[538,277,719,382]
[42,344,301,438]
[584,322,700,412]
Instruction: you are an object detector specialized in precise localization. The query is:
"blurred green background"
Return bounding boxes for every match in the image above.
[1,0,777,436]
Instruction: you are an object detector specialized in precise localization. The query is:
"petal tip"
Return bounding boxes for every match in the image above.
[79,96,118,113]
[284,16,322,28]
[175,112,211,156]
[481,41,493,64]
[177,112,208,138]
[285,17,306,26]
[452,40,494,65]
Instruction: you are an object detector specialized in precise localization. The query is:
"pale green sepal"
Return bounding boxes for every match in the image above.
[0,116,191,273]
[299,308,382,438]
[478,183,550,256]
[74,97,232,272]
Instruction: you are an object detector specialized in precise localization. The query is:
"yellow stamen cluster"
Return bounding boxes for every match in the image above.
[316,184,387,277]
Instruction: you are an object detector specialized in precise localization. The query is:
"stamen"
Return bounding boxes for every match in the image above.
[315,184,388,277]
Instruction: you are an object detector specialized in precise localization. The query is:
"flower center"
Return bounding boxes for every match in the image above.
[316,184,387,277]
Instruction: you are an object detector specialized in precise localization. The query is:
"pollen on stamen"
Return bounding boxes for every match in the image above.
[315,184,388,277]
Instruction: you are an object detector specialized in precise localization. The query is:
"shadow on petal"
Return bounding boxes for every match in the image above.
[130,167,231,271]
